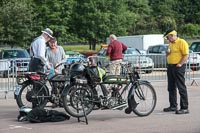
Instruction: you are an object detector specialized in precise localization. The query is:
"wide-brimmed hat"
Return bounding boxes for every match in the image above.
[163,29,177,39]
[41,28,53,38]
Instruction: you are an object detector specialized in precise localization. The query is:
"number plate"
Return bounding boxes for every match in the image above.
[14,86,22,95]
[18,67,28,71]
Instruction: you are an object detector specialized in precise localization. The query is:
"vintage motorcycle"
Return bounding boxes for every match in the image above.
[61,61,157,123]
[14,62,69,108]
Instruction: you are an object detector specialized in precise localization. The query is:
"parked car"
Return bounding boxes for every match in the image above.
[189,41,200,54]
[147,44,169,68]
[139,50,147,55]
[0,49,30,77]
[147,44,200,71]
[95,48,154,73]
[65,50,87,65]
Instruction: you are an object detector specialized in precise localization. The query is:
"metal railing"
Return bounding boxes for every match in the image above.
[0,58,30,98]
[1,52,200,97]
[89,52,200,83]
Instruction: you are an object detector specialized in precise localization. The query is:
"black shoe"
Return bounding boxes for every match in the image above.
[163,107,177,112]
[175,109,189,114]
[125,107,132,114]
[101,106,109,110]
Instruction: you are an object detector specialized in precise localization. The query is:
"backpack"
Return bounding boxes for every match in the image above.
[18,107,70,123]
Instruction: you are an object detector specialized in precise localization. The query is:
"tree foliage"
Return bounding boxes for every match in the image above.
[70,0,134,49]
[0,0,200,49]
[0,0,35,48]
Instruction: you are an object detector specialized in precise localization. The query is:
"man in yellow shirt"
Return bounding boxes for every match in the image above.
[163,29,189,114]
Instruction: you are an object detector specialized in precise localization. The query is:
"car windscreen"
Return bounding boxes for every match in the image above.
[2,50,30,59]
[190,43,200,52]
[97,49,107,56]
[124,49,140,55]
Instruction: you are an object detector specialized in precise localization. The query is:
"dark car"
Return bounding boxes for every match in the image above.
[147,44,169,68]
[189,42,200,53]
[0,49,30,77]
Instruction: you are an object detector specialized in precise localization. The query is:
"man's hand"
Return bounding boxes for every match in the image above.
[176,64,182,67]
[54,68,59,74]
[47,62,51,69]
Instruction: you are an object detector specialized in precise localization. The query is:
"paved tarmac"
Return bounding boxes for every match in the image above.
[0,80,200,133]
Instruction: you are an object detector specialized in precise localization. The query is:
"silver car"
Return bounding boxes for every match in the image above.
[0,49,30,77]
[95,48,154,73]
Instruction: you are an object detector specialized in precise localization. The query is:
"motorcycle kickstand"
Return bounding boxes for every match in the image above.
[77,98,88,125]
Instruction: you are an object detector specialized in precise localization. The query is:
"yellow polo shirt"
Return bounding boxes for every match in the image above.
[167,38,189,64]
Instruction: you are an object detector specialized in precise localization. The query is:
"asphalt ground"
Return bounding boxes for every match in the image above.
[0,80,200,133]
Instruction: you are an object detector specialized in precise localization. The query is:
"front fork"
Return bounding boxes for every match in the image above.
[127,82,138,110]
[127,80,150,110]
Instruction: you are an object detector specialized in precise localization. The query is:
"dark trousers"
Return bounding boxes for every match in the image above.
[167,64,189,109]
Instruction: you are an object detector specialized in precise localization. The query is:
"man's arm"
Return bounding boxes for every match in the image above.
[176,54,188,67]
[106,45,112,56]
[60,46,66,63]
[121,43,127,52]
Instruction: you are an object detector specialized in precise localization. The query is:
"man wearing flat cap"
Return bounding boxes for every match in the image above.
[46,37,66,107]
[46,37,66,75]
[29,28,53,73]
[163,29,189,114]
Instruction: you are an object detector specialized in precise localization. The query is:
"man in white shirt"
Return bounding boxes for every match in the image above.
[29,28,53,72]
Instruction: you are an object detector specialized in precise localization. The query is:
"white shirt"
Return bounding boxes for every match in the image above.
[30,35,48,65]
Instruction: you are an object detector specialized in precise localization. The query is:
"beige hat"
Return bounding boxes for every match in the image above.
[41,28,53,38]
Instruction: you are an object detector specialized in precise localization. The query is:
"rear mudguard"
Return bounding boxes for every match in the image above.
[127,80,150,109]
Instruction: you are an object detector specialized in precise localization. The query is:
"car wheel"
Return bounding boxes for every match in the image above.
[144,67,153,74]
[190,67,200,71]
[3,71,8,78]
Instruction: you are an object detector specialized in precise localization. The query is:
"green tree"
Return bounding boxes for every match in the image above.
[0,0,35,48]
[149,0,178,33]
[175,0,200,24]
[180,23,200,38]
[127,0,155,34]
[1,0,200,49]
[70,0,134,50]
[32,0,75,44]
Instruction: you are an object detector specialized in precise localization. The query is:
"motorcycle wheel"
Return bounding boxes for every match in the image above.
[62,84,95,118]
[132,82,157,116]
[16,80,49,109]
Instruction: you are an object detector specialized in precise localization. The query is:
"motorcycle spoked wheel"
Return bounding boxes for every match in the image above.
[16,80,49,109]
[62,84,95,118]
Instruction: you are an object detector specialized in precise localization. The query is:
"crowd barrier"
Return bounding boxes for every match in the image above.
[0,59,29,98]
[91,52,200,83]
[0,53,200,97]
